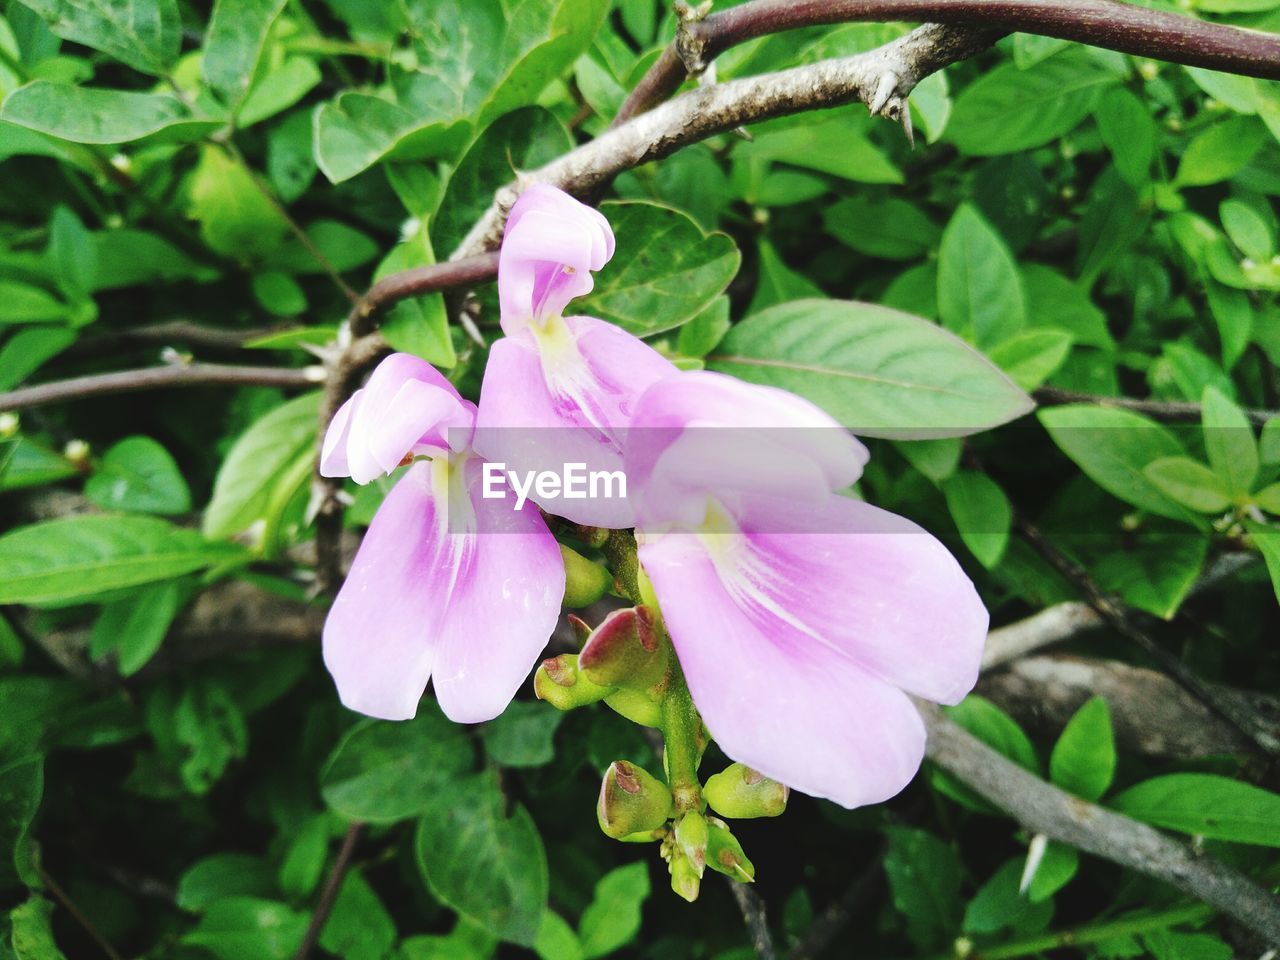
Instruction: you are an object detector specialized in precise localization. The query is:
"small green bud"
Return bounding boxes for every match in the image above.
[603,688,662,727]
[63,439,90,465]
[579,606,668,690]
[706,817,755,883]
[597,761,673,840]
[703,763,788,819]
[674,810,708,877]
[0,412,18,439]
[669,850,701,903]
[533,654,612,711]
[560,544,612,608]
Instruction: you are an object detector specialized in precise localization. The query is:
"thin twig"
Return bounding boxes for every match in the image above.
[1019,520,1280,759]
[293,822,364,960]
[919,703,1280,945]
[729,881,778,960]
[346,251,500,338]
[615,0,1280,123]
[37,865,124,960]
[787,843,886,960]
[0,362,324,412]
[72,320,292,356]
[1036,386,1279,427]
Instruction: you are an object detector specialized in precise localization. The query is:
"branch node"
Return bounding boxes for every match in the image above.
[673,0,714,75]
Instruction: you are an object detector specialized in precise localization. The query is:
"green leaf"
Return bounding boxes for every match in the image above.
[10,896,67,960]
[1094,533,1207,620]
[433,106,572,257]
[735,115,902,184]
[314,0,607,182]
[188,145,291,261]
[1245,520,1280,604]
[0,327,76,390]
[1220,198,1275,262]
[1206,280,1252,370]
[821,196,940,260]
[203,392,319,542]
[178,854,278,911]
[948,49,1120,156]
[48,206,95,299]
[747,238,822,316]
[1201,386,1258,496]
[988,330,1073,391]
[1262,418,1280,468]
[202,0,288,108]
[415,772,548,946]
[375,222,455,368]
[535,912,583,960]
[942,470,1011,568]
[251,271,307,318]
[321,705,473,824]
[0,755,42,891]
[0,515,240,606]
[237,56,320,128]
[963,859,1053,936]
[1256,483,1280,514]
[278,814,328,901]
[945,696,1039,773]
[896,437,962,483]
[1143,457,1232,513]
[482,701,562,769]
[0,438,78,492]
[0,81,219,144]
[0,281,68,324]
[882,827,962,950]
[1048,697,1116,801]
[1111,773,1280,846]
[1176,116,1267,187]
[1038,406,1200,523]
[1022,265,1112,349]
[708,299,1033,438]
[14,0,180,75]
[576,201,740,337]
[89,579,183,675]
[319,870,397,960]
[578,863,649,959]
[676,297,731,359]
[1025,841,1078,904]
[937,204,1026,349]
[1094,86,1155,186]
[182,897,308,960]
[84,435,190,514]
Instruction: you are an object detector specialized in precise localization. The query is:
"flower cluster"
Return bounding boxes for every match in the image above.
[320,185,987,817]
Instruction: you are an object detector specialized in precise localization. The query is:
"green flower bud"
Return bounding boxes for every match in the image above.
[603,688,662,728]
[579,606,668,690]
[669,850,701,903]
[566,613,593,647]
[597,761,673,840]
[706,817,755,883]
[674,810,708,877]
[703,763,789,819]
[534,654,612,711]
[560,544,612,608]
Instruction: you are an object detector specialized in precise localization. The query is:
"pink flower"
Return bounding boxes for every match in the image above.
[475,184,677,527]
[320,353,565,723]
[628,372,988,808]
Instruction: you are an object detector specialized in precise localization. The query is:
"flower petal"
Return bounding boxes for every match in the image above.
[322,461,447,721]
[319,391,359,479]
[430,458,566,723]
[474,320,676,526]
[640,528,927,808]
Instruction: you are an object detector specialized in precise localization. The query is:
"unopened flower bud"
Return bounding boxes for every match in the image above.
[603,688,661,727]
[597,761,673,840]
[566,613,593,646]
[63,439,90,465]
[579,606,668,690]
[669,850,701,903]
[706,817,755,882]
[703,763,789,819]
[534,654,611,711]
[560,544,612,608]
[674,810,708,877]
[0,412,18,438]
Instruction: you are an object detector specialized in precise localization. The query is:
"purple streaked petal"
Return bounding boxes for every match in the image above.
[322,461,446,721]
[639,528,927,808]
[430,458,566,723]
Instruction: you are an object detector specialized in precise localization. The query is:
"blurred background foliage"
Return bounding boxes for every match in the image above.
[1,0,1279,957]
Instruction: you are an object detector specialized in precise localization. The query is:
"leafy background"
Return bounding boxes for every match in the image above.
[1,0,1280,958]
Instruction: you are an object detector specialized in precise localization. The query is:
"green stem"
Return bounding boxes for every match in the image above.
[659,660,704,814]
[953,903,1214,960]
